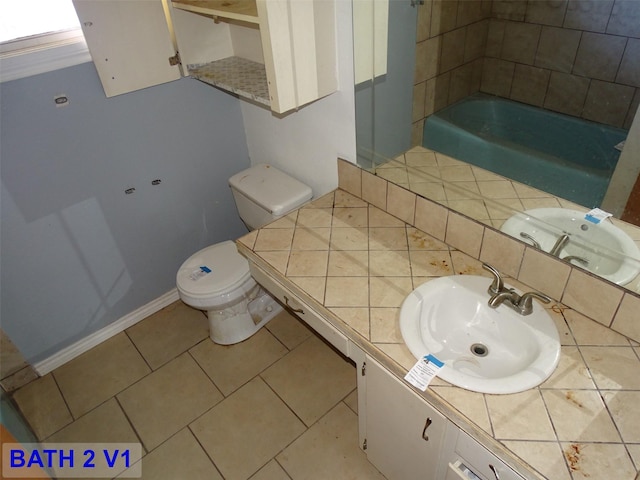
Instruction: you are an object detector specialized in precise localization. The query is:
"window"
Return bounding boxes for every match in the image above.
[0,0,90,82]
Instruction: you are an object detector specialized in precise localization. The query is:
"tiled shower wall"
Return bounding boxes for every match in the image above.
[412,0,640,144]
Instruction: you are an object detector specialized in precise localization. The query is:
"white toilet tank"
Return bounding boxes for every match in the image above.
[229,164,313,230]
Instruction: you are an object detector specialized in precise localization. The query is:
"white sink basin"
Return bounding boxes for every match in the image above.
[399,275,560,394]
[500,208,640,286]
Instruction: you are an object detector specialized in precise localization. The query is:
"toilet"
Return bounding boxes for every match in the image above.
[176,164,313,344]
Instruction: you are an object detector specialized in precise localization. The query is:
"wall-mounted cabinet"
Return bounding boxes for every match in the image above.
[73,0,337,114]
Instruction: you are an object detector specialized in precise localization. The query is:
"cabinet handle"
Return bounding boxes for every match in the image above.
[421,417,432,441]
[283,295,304,314]
[489,464,501,480]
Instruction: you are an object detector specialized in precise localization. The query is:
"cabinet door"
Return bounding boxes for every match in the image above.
[365,356,447,480]
[73,0,181,97]
[257,0,337,113]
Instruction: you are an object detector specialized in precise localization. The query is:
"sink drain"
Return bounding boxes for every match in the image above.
[470,343,489,357]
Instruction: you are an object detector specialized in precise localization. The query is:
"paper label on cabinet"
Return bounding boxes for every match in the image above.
[404,354,444,391]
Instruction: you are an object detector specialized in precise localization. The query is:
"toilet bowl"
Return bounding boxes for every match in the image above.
[176,164,312,344]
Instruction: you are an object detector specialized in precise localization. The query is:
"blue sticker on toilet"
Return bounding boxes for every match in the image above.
[189,266,211,281]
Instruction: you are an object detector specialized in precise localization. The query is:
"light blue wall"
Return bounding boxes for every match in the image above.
[0,62,250,363]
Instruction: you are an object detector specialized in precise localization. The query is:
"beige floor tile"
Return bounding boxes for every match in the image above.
[249,460,290,480]
[45,398,142,480]
[540,346,595,390]
[559,442,636,480]
[1,330,28,378]
[330,226,369,250]
[277,403,385,480]
[296,207,334,228]
[286,250,329,277]
[501,441,571,480]
[329,307,370,339]
[368,227,408,250]
[370,308,402,343]
[627,444,640,470]
[261,335,356,426]
[344,390,359,415]
[369,250,411,277]
[126,428,222,480]
[369,277,413,308]
[46,398,139,445]
[486,390,556,441]
[53,333,151,418]
[1,365,39,393]
[406,227,448,250]
[334,190,368,208]
[190,328,288,396]
[190,377,306,480]
[12,374,73,441]
[117,353,222,450]
[332,207,369,228]
[265,310,313,350]
[542,389,621,442]
[327,250,369,277]
[325,276,369,307]
[126,301,208,370]
[288,277,326,303]
[602,390,640,443]
[368,205,405,227]
[254,228,294,251]
[291,227,331,250]
[581,346,640,390]
[408,250,454,277]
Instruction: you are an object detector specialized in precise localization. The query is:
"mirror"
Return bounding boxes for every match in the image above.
[353,0,640,293]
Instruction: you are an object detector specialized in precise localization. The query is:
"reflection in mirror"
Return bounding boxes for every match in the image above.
[353,0,640,293]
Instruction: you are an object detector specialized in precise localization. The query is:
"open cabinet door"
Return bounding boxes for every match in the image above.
[73,0,181,97]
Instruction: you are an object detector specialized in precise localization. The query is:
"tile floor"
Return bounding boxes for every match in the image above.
[11,301,386,480]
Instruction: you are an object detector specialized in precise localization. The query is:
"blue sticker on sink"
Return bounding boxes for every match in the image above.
[424,354,444,367]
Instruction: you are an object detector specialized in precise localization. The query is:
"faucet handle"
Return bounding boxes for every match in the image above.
[482,263,504,294]
[517,291,552,315]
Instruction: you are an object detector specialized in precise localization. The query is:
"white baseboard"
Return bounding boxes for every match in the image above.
[33,289,180,375]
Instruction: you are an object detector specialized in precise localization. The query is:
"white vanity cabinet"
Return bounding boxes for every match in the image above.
[358,354,448,480]
[240,251,534,480]
[351,347,530,480]
[73,0,337,113]
[444,429,526,480]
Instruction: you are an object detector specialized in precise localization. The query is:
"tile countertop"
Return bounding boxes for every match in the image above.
[236,189,640,480]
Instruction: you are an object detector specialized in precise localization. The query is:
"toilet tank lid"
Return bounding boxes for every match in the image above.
[229,164,313,215]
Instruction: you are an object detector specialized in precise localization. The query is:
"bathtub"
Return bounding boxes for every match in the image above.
[422,94,628,208]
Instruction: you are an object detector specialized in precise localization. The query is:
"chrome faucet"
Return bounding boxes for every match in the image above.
[519,232,541,250]
[563,255,589,266]
[482,263,552,315]
[549,234,570,257]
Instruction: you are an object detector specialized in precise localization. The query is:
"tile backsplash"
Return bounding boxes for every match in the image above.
[338,158,640,344]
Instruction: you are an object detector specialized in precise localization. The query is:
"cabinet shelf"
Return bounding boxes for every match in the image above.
[189,56,270,107]
[172,0,259,24]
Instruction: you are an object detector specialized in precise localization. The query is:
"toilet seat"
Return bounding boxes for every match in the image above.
[176,241,254,307]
